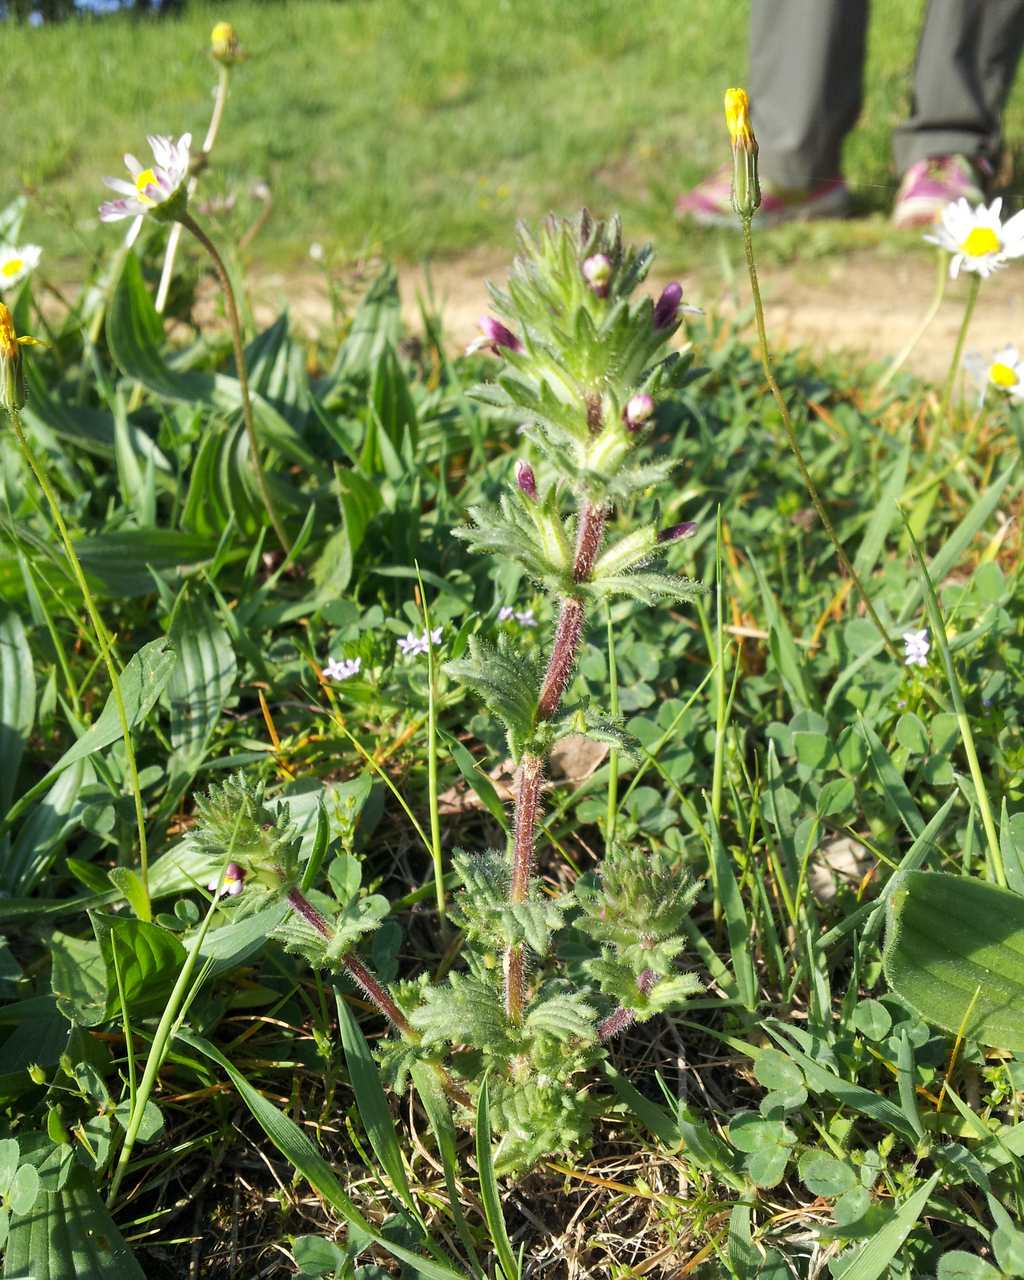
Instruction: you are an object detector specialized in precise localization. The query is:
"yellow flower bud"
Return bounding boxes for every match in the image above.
[0,303,44,414]
[724,87,761,220]
[211,21,242,65]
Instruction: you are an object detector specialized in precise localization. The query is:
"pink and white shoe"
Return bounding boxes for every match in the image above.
[891,155,987,229]
[676,164,850,227]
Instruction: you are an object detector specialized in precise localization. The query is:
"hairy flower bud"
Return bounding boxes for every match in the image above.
[0,303,43,414]
[516,459,537,499]
[653,282,682,329]
[724,87,761,220]
[657,521,698,544]
[467,315,523,356]
[582,253,612,298]
[623,393,654,431]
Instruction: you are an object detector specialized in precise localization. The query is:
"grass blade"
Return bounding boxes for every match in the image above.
[475,1077,519,1280]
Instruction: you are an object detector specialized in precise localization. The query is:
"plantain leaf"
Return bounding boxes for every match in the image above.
[0,608,35,813]
[883,870,1024,1050]
[2,1165,145,1279]
[166,601,237,783]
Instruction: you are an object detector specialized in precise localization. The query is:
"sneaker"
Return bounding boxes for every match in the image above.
[676,164,850,227]
[891,155,987,229]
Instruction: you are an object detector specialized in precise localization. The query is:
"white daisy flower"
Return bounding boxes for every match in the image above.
[902,629,930,668]
[0,244,42,291]
[985,344,1024,399]
[100,133,192,226]
[925,197,1024,279]
[323,656,361,682]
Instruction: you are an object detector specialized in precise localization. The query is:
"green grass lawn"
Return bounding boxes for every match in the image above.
[7,0,1013,274]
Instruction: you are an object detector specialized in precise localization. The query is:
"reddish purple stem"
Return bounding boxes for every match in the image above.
[597,970,658,1041]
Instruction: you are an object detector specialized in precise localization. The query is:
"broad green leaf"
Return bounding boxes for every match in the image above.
[1,1165,145,1279]
[106,253,316,468]
[371,343,418,452]
[0,608,35,812]
[92,914,187,1022]
[852,1000,892,1042]
[937,1254,1002,1280]
[331,263,402,378]
[74,531,218,598]
[175,1031,467,1280]
[49,932,107,1027]
[312,467,383,597]
[336,993,420,1222]
[798,1150,858,1196]
[166,601,237,778]
[883,871,1024,1050]
[36,638,175,794]
[7,760,96,897]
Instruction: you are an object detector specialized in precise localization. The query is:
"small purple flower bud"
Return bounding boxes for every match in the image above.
[653,282,683,329]
[657,521,698,544]
[623,393,655,431]
[582,253,612,298]
[516,459,537,499]
[467,315,522,356]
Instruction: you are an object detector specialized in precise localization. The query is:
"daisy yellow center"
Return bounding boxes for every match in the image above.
[135,168,160,206]
[960,226,1000,257]
[989,361,1019,388]
[0,259,24,279]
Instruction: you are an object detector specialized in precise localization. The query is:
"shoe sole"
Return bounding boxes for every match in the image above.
[680,185,850,228]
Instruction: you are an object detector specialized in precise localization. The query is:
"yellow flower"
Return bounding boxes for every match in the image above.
[724,88,754,150]
[0,303,44,413]
[211,21,243,65]
[724,87,760,219]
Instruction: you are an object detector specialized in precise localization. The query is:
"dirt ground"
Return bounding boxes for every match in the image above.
[252,246,1024,384]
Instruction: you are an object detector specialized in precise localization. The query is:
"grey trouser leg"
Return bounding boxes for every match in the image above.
[892,0,1024,171]
[749,0,870,188]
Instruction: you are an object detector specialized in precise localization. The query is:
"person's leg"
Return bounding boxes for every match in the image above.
[893,0,1024,172]
[750,0,870,188]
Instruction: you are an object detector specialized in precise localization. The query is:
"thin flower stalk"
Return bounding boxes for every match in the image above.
[938,273,981,426]
[724,88,899,663]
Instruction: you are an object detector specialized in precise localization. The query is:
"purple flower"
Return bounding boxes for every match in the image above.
[515,459,537,499]
[498,606,515,622]
[657,521,698,544]
[466,316,523,356]
[653,282,682,329]
[582,253,612,298]
[623,393,654,431]
[398,628,444,657]
[902,629,930,668]
[207,861,246,898]
[514,609,537,627]
[323,656,361,682]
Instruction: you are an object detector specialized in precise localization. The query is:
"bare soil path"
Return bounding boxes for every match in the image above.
[252,246,1024,385]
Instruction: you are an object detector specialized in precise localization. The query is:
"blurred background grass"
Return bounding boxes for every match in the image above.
[5,0,1024,273]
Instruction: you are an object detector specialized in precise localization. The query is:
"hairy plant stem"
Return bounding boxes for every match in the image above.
[597,969,656,1041]
[284,886,473,1107]
[156,64,230,314]
[179,213,292,557]
[505,501,607,1023]
[285,888,416,1037]
[938,272,981,432]
[739,216,899,663]
[7,407,151,909]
